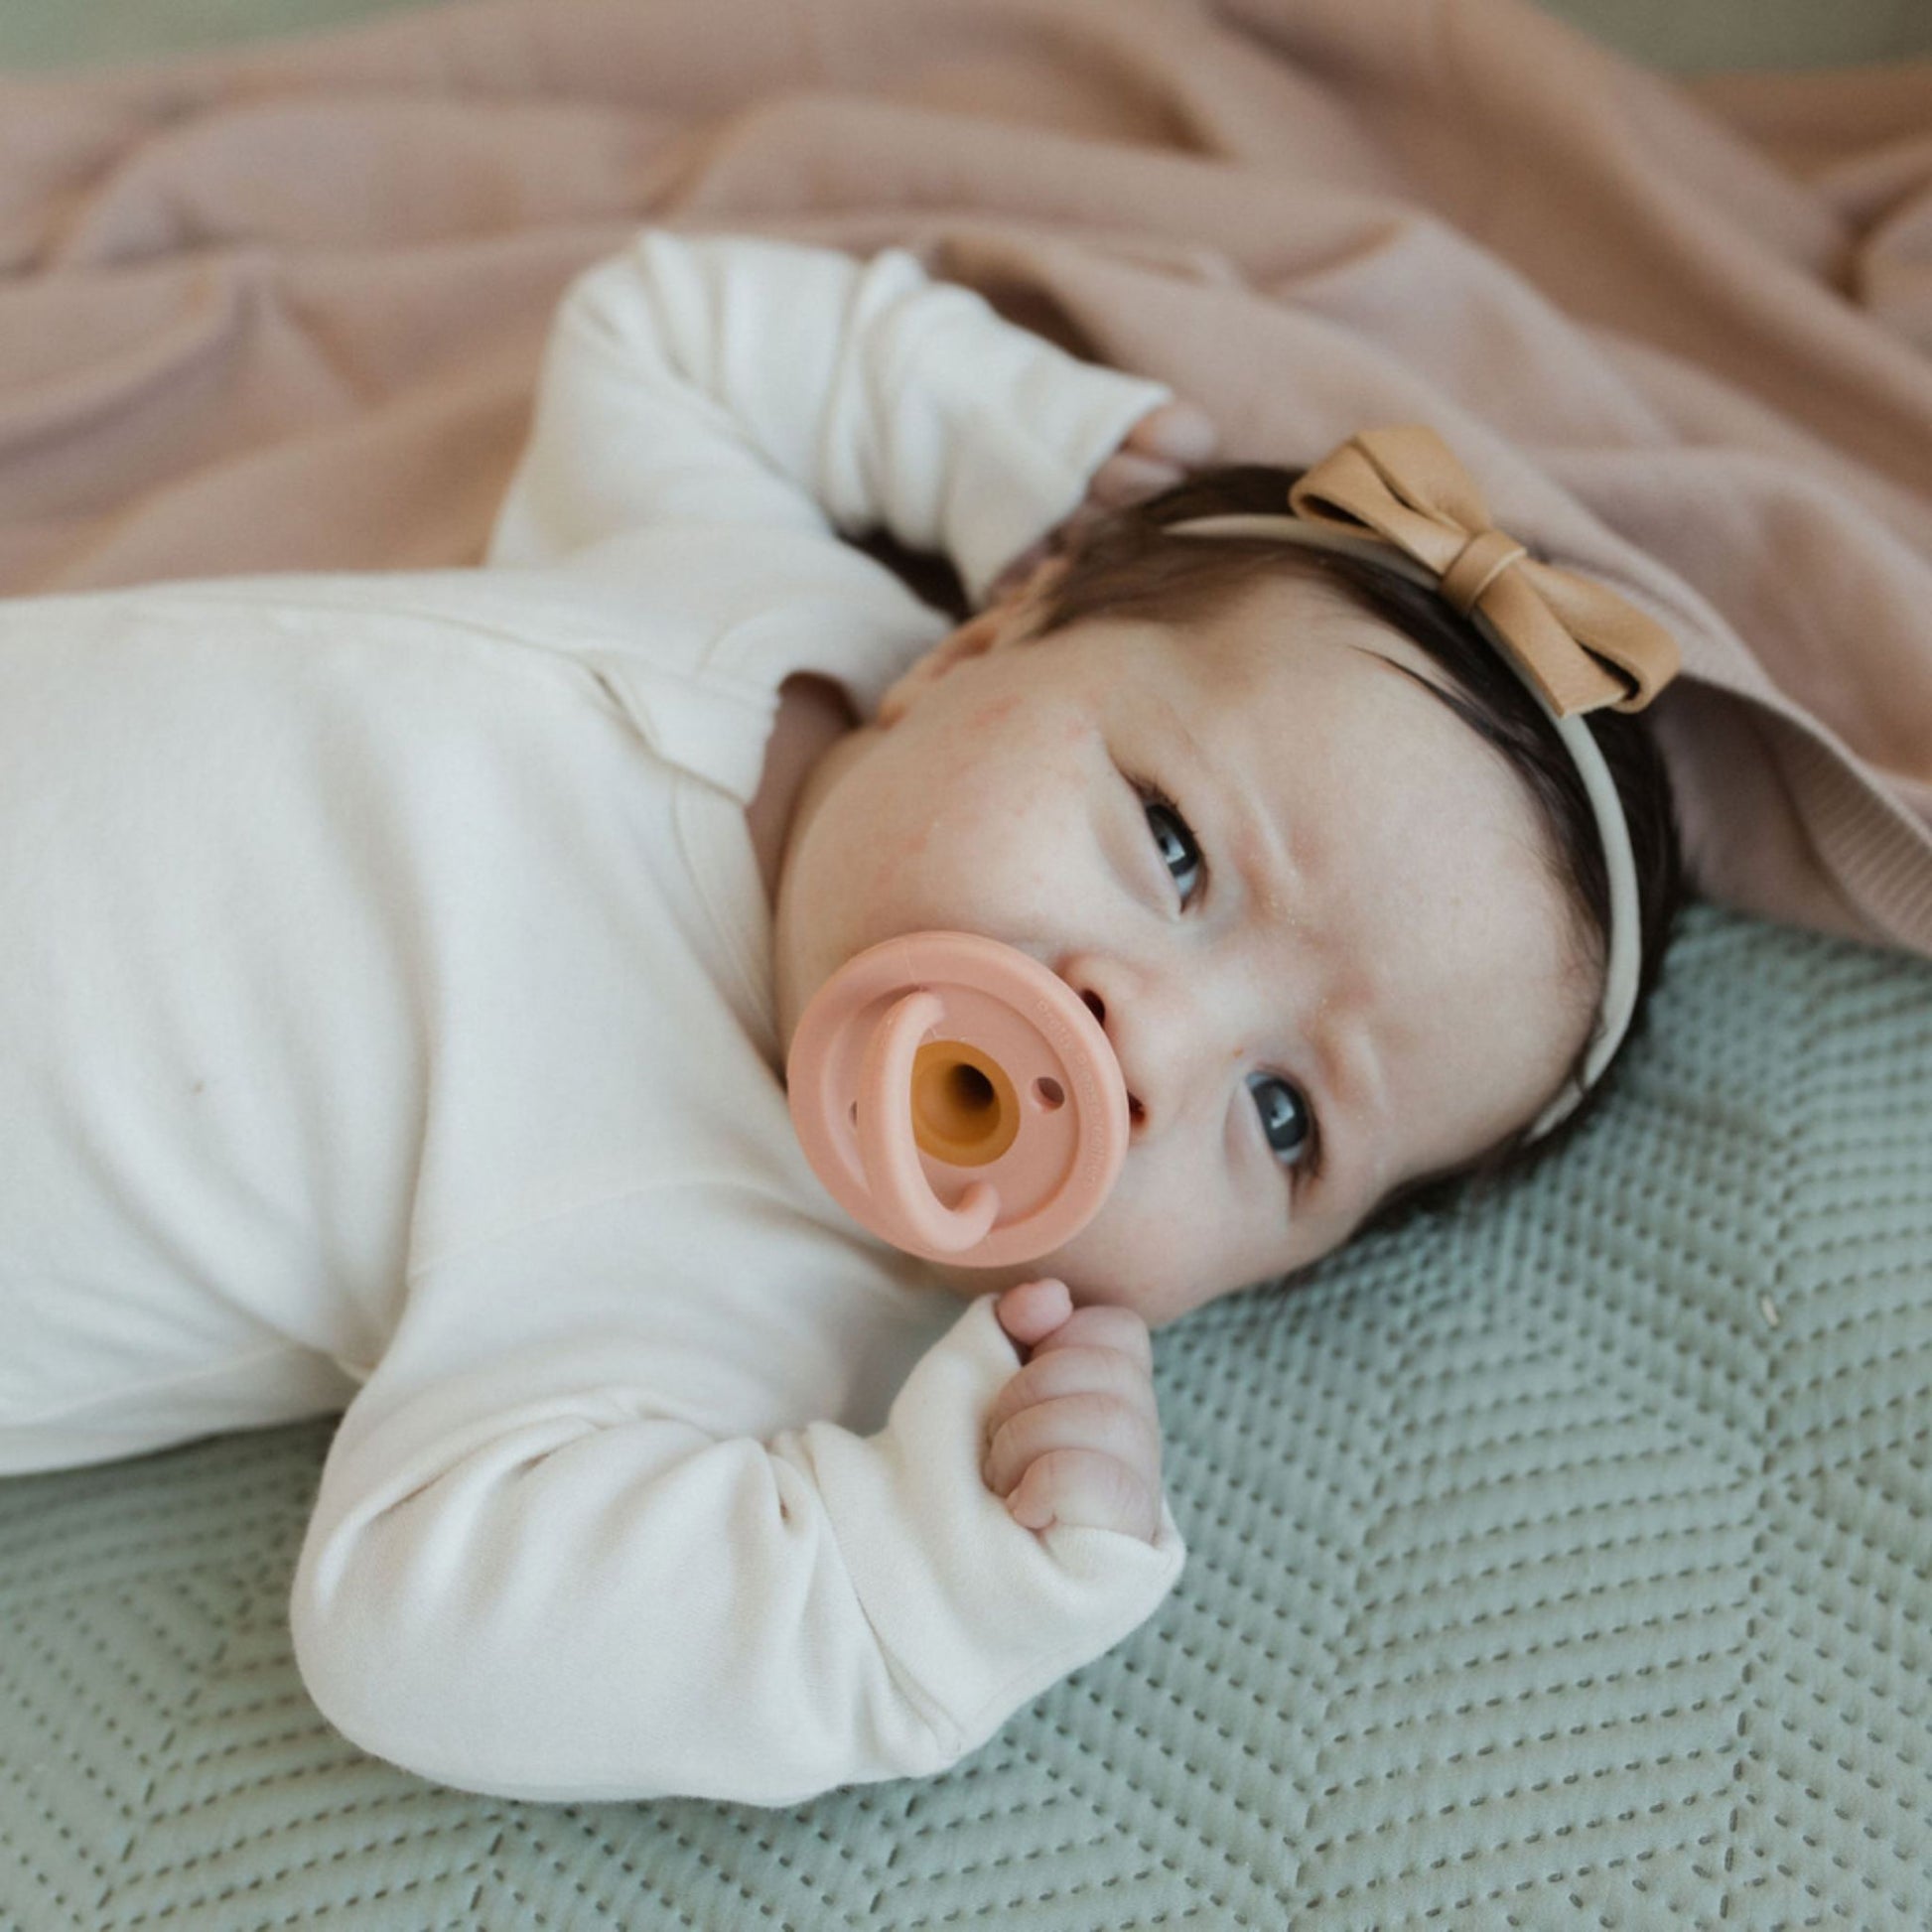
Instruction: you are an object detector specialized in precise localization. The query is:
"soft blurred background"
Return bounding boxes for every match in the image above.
[4,0,1932,73]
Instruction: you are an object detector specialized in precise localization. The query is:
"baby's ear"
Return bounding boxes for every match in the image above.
[877,556,1069,728]
[875,610,1002,727]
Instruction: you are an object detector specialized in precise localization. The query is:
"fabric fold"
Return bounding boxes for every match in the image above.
[1,0,1929,956]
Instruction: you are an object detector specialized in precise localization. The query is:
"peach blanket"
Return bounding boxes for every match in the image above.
[3,0,1929,953]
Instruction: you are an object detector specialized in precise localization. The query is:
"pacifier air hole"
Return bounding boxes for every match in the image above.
[1033,1077,1064,1109]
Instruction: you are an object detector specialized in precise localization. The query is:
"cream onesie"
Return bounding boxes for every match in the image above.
[0,227,1186,1804]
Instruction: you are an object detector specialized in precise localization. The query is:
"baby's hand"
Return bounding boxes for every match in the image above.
[985,399,1221,607]
[981,1280,1165,1547]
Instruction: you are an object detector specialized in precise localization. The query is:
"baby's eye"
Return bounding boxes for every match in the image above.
[1248,1073,1315,1171]
[1142,788,1203,904]
[1131,773,1320,1182]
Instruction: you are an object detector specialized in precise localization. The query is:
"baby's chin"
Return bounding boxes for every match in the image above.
[917,1248,1170,1318]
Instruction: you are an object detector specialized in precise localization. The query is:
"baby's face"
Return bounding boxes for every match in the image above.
[773,568,1595,1328]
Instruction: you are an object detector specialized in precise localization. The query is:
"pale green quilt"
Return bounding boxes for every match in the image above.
[4,898,1930,1927]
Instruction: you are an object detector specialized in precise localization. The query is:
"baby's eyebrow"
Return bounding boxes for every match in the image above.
[1348,644,1470,733]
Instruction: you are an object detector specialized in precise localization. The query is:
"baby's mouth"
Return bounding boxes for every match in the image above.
[1074,987,1144,1126]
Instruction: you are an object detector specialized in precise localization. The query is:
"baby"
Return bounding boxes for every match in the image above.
[0,226,1682,1806]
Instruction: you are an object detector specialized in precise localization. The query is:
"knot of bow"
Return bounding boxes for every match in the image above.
[1288,426,1679,717]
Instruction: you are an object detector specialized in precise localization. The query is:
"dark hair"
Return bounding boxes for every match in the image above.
[1017,463,1688,1239]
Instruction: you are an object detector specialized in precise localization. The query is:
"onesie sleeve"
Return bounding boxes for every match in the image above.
[484,225,1175,608]
[289,1193,1185,1806]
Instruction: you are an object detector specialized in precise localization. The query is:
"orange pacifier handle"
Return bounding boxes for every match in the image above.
[785,931,1130,1267]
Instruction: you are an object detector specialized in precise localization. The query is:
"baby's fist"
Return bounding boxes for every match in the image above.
[982,1282,1164,1546]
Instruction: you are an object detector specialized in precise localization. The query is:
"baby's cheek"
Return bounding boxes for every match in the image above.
[1048,1191,1194,1311]
[1064,1164,1309,1325]
[967,692,1027,732]
[924,769,1062,901]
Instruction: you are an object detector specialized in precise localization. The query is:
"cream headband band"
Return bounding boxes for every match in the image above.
[1159,424,1681,1140]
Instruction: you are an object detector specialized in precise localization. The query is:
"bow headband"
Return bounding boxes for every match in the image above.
[1160,423,1681,1139]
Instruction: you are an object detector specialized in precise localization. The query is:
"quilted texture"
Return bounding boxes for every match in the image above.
[3,898,1930,1929]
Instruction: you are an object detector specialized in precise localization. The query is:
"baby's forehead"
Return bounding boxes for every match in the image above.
[1012,571,1439,752]
[1157,574,1445,720]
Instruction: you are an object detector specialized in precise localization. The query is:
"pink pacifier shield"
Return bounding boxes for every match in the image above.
[785,931,1130,1267]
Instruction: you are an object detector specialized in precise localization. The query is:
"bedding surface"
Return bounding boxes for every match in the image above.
[3,900,1929,1926]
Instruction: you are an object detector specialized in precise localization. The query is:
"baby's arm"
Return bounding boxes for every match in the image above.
[484,225,1176,609]
[289,1201,1183,1807]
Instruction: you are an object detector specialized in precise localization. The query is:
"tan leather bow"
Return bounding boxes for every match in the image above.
[1289,425,1679,716]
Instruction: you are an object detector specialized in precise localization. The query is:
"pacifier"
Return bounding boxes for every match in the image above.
[785,931,1131,1267]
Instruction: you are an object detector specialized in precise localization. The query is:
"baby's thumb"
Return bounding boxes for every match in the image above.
[995,1279,1074,1348]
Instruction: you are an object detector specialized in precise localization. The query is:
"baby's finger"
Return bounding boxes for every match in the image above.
[983,1388,1161,1502]
[1125,400,1219,466]
[1027,1302,1154,1373]
[1088,450,1184,507]
[1008,1449,1161,1544]
[982,1342,1157,1471]
[993,1278,1073,1350]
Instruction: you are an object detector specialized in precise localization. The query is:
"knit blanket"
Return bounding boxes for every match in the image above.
[2,0,1929,957]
